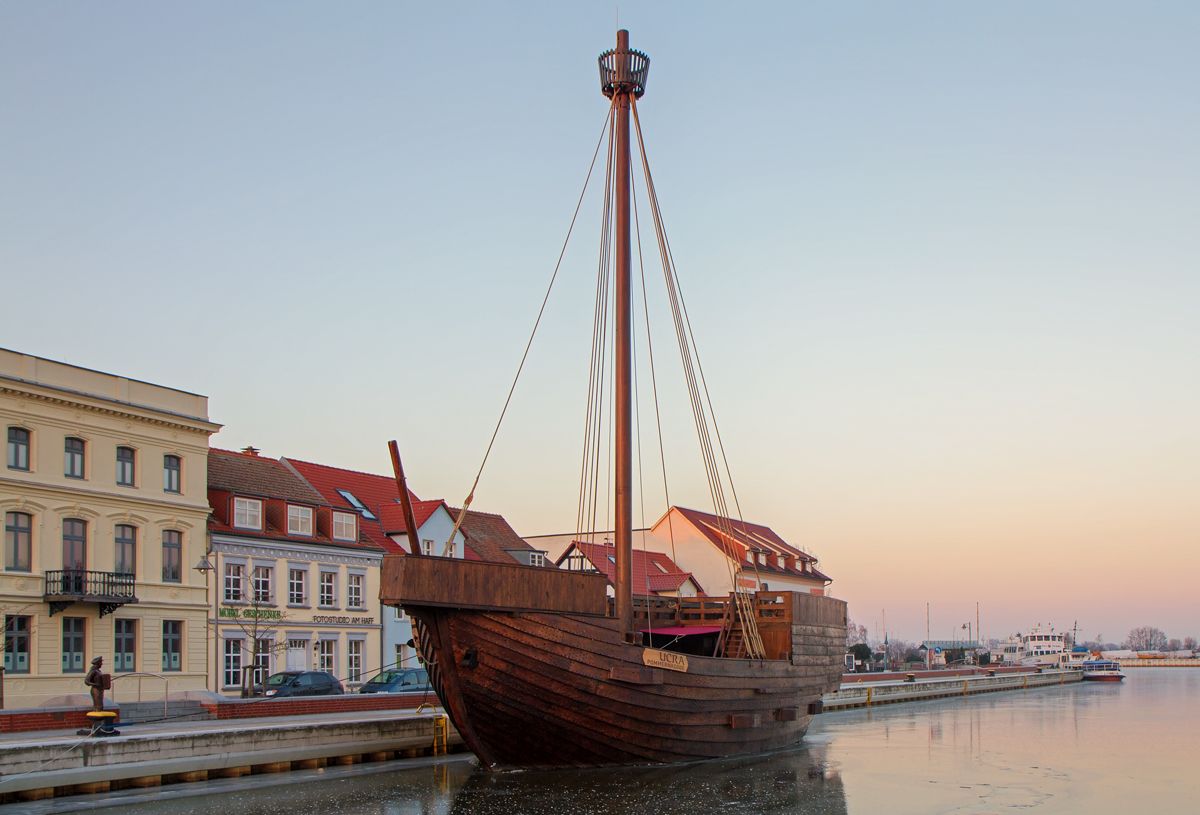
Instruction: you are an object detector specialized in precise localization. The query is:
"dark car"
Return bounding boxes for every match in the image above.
[260,670,345,698]
[358,668,431,694]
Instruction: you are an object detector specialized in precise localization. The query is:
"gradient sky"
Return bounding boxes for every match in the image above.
[3,3,1197,645]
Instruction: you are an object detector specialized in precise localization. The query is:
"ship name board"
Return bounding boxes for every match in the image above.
[642,648,689,673]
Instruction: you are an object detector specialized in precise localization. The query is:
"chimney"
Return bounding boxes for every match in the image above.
[241,446,260,456]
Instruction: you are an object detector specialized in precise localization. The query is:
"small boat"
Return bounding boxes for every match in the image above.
[379,30,847,770]
[1081,660,1125,681]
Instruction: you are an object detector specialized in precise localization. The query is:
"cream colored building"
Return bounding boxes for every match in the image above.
[1,349,219,709]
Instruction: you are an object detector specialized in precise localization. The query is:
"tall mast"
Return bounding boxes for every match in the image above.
[599,30,649,636]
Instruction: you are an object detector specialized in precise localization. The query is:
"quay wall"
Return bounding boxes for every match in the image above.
[1119,659,1200,668]
[0,713,461,796]
[823,669,1081,710]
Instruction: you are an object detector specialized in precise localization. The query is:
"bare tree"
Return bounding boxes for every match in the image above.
[1166,638,1183,653]
[845,619,868,648]
[1124,626,1168,652]
[1182,637,1197,652]
[222,598,291,697]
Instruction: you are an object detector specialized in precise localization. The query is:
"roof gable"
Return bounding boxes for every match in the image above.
[208,449,329,505]
[558,540,701,594]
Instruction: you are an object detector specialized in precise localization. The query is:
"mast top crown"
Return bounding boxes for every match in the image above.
[599,29,649,99]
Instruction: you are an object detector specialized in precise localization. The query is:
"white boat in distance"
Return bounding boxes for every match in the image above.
[1019,624,1068,668]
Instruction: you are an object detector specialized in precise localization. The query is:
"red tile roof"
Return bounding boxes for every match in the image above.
[282,457,423,554]
[665,506,830,582]
[446,509,534,565]
[377,500,448,537]
[557,541,703,594]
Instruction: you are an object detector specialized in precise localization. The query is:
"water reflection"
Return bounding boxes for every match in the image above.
[76,670,1200,815]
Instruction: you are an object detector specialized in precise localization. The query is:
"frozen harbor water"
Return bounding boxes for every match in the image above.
[5,668,1196,815]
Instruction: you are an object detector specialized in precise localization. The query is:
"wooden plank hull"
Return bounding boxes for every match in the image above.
[408,599,846,770]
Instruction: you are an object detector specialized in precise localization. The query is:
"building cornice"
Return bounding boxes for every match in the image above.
[1,378,221,435]
[211,534,383,567]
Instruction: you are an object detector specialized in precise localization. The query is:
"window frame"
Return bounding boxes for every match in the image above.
[252,565,273,604]
[162,620,182,672]
[4,511,32,572]
[4,615,31,674]
[347,639,363,683]
[347,573,363,609]
[288,568,307,606]
[114,524,137,577]
[7,427,30,471]
[332,511,357,542]
[318,571,337,608]
[317,639,336,673]
[224,563,244,602]
[223,637,244,688]
[163,454,182,493]
[287,505,313,537]
[233,497,262,531]
[62,518,87,573]
[114,619,136,673]
[63,437,86,479]
[161,529,182,583]
[116,446,136,487]
[62,617,86,673]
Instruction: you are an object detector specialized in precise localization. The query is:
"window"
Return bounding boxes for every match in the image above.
[233,498,262,530]
[287,506,313,536]
[64,437,85,479]
[318,639,335,673]
[395,642,406,670]
[420,539,432,556]
[114,619,136,672]
[7,427,30,471]
[163,455,181,493]
[4,616,31,674]
[252,638,272,685]
[223,638,243,687]
[114,524,136,576]
[319,572,336,607]
[162,530,182,583]
[530,553,545,568]
[62,617,86,673]
[332,511,357,542]
[5,512,32,572]
[347,640,362,683]
[335,490,376,520]
[162,620,182,671]
[288,568,306,605]
[347,573,363,609]
[224,563,244,601]
[252,566,272,604]
[393,605,405,621]
[116,446,135,486]
[62,519,87,580]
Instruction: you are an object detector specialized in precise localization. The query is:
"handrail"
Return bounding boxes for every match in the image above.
[111,672,170,718]
[42,569,136,599]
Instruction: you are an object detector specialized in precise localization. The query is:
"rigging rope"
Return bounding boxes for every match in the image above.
[445,103,615,551]
[630,97,766,659]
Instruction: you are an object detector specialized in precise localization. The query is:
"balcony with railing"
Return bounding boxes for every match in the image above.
[43,570,139,617]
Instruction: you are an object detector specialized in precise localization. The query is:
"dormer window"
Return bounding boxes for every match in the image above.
[332,511,357,542]
[288,506,313,536]
[234,497,262,530]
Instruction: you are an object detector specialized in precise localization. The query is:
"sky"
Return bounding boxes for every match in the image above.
[2,2,1197,645]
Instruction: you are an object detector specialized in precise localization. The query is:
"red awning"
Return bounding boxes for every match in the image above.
[641,625,724,637]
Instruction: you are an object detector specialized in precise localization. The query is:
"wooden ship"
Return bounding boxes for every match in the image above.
[380,30,847,770]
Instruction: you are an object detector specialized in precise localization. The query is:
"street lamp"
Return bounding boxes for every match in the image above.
[194,556,215,691]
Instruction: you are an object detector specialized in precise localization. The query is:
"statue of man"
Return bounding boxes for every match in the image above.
[84,656,105,712]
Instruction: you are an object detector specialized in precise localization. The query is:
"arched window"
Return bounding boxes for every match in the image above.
[5,512,32,572]
[64,438,85,479]
[7,428,30,471]
[115,524,136,576]
[116,447,135,487]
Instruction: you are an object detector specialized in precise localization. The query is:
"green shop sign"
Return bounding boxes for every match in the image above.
[219,606,283,620]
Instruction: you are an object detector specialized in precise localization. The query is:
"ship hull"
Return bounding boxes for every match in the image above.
[409,604,845,770]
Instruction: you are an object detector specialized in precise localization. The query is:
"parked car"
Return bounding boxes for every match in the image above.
[259,670,345,698]
[358,668,431,694]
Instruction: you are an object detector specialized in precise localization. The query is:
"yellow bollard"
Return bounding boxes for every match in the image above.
[866,687,872,707]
